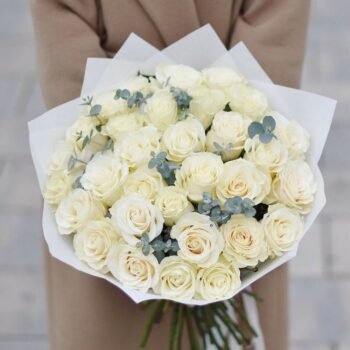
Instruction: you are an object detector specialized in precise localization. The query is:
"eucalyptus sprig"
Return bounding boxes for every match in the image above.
[224,196,256,217]
[170,87,192,120]
[137,70,156,83]
[80,95,103,118]
[67,152,88,172]
[114,88,148,108]
[148,151,179,185]
[248,115,276,144]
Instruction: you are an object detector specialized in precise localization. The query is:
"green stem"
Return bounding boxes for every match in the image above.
[192,307,208,350]
[174,304,185,350]
[185,308,201,350]
[208,305,230,350]
[229,299,257,338]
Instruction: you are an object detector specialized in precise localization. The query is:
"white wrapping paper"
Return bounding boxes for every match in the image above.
[28,25,336,307]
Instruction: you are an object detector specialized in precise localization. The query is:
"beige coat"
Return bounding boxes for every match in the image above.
[31,1,310,349]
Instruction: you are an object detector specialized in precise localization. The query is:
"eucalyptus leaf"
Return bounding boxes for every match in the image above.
[90,104,102,116]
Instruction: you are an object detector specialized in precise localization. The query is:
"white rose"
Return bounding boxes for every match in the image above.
[155,186,194,226]
[189,85,226,129]
[272,111,310,160]
[216,158,271,205]
[73,218,120,273]
[196,257,241,301]
[102,112,145,141]
[120,76,152,95]
[171,212,224,268]
[109,193,164,245]
[202,66,244,89]
[47,140,74,175]
[206,111,250,161]
[175,152,224,202]
[115,126,160,169]
[93,90,128,118]
[156,64,202,90]
[162,117,205,162]
[272,160,317,214]
[144,89,178,131]
[229,83,268,120]
[44,170,74,206]
[107,243,159,292]
[154,256,196,301]
[262,204,303,258]
[80,152,128,206]
[123,166,165,203]
[55,189,106,235]
[221,215,268,268]
[244,137,288,173]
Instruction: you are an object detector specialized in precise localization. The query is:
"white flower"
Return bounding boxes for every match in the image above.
[216,158,271,205]
[107,243,159,292]
[229,83,268,120]
[262,204,303,257]
[47,140,74,175]
[221,215,268,268]
[102,112,145,141]
[171,212,224,268]
[162,117,205,162]
[114,126,160,169]
[73,218,120,273]
[80,152,128,206]
[120,76,152,96]
[156,64,202,90]
[123,166,165,203]
[175,152,224,202]
[272,160,317,214]
[244,137,288,173]
[155,186,194,226]
[154,256,196,301]
[93,90,128,118]
[196,257,241,301]
[44,170,74,206]
[55,189,106,235]
[144,89,178,131]
[109,193,164,245]
[206,111,250,161]
[189,85,226,129]
[202,67,244,89]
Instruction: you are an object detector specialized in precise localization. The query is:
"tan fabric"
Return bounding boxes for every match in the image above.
[31,1,310,349]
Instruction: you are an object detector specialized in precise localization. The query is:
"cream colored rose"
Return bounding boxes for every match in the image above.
[47,140,74,175]
[216,158,271,205]
[206,111,250,161]
[92,90,128,118]
[144,89,178,131]
[156,64,202,90]
[120,76,152,95]
[196,257,241,301]
[272,160,317,214]
[244,137,288,173]
[73,218,120,273]
[155,186,194,226]
[162,117,205,162]
[44,170,74,206]
[262,204,303,257]
[80,152,128,206]
[176,152,224,202]
[107,243,159,292]
[55,189,106,235]
[189,85,226,129]
[229,83,268,120]
[102,112,145,141]
[114,126,160,169]
[221,215,268,268]
[171,212,224,268]
[123,166,165,203]
[272,111,310,160]
[109,193,164,245]
[154,256,196,300]
[202,67,244,89]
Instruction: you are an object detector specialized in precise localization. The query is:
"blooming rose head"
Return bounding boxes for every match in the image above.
[206,111,250,161]
[47,140,74,175]
[73,218,120,273]
[154,256,196,301]
[55,189,106,235]
[202,67,244,90]
[196,257,241,301]
[162,117,205,162]
[109,193,164,245]
[171,212,224,268]
[80,152,129,206]
[92,90,128,118]
[107,243,159,292]
[175,152,224,202]
[44,170,74,206]
[155,186,194,226]
[216,158,271,205]
[221,215,268,268]
[271,160,317,214]
[262,204,303,257]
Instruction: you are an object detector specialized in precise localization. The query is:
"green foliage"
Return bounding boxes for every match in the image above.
[89,104,102,116]
[248,115,276,144]
[148,151,179,185]
[137,70,156,83]
[170,87,192,120]
[223,102,232,112]
[114,88,148,108]
[80,96,93,106]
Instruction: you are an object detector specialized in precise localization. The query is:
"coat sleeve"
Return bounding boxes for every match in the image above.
[231,0,311,87]
[31,0,107,108]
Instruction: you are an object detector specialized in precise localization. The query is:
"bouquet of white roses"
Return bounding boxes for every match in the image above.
[29,26,335,349]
